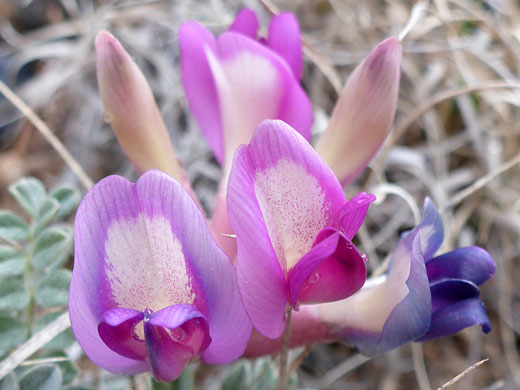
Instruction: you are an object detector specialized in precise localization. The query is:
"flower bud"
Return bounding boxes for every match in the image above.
[95,31,185,184]
[316,38,402,186]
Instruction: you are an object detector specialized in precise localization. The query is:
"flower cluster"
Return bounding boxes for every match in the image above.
[69,8,495,382]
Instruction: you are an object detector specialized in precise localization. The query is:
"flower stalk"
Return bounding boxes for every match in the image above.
[277,308,292,390]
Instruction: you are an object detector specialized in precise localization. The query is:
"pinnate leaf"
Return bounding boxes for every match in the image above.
[8,177,47,218]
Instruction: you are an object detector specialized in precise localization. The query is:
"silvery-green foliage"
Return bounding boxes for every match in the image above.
[0,177,80,389]
[221,357,298,390]
[152,366,194,390]
[18,365,62,390]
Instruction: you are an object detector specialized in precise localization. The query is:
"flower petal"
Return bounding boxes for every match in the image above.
[181,22,312,168]
[417,298,492,341]
[228,145,287,339]
[418,198,444,260]
[266,12,303,79]
[315,37,402,185]
[429,279,480,313]
[70,171,251,374]
[98,308,146,361]
[337,192,376,239]
[129,172,252,364]
[70,175,151,375]
[288,229,366,307]
[311,216,431,355]
[179,22,224,163]
[228,8,259,38]
[207,32,312,167]
[228,120,346,338]
[69,287,150,374]
[426,247,496,286]
[145,305,210,382]
[233,120,346,272]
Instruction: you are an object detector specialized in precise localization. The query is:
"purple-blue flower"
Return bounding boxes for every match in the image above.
[307,197,495,355]
[244,198,496,357]
[227,120,371,339]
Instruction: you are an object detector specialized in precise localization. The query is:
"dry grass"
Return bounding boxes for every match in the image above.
[1,0,520,389]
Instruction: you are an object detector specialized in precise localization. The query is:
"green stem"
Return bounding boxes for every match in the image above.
[23,234,36,335]
[277,308,292,390]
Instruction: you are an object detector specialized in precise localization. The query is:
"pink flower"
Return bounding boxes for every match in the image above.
[244,199,495,356]
[227,120,370,338]
[179,9,313,257]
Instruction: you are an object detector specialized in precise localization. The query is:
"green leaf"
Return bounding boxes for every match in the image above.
[151,380,175,390]
[32,226,73,270]
[0,211,29,242]
[64,387,91,390]
[102,376,131,390]
[19,364,62,390]
[35,313,75,351]
[288,372,299,389]
[9,177,47,218]
[0,317,26,354]
[152,366,194,390]
[0,246,26,277]
[35,269,71,308]
[49,187,80,218]
[0,278,30,310]
[221,361,249,390]
[41,351,77,386]
[251,358,276,390]
[32,198,60,236]
[0,372,19,390]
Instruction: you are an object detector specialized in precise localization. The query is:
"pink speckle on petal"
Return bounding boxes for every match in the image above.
[104,214,195,313]
[254,159,330,272]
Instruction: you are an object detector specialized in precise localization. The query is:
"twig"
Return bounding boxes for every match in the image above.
[301,44,343,95]
[370,183,421,225]
[322,354,371,386]
[412,343,432,390]
[0,312,71,381]
[131,373,151,390]
[391,81,520,146]
[0,79,94,190]
[399,1,430,41]
[443,153,520,211]
[288,345,312,378]
[436,358,489,389]
[20,357,70,366]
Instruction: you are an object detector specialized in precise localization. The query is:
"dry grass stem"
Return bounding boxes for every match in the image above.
[0,312,70,381]
[412,343,432,390]
[444,153,520,210]
[0,80,93,190]
[436,358,489,389]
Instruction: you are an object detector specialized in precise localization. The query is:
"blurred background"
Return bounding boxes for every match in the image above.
[0,0,519,389]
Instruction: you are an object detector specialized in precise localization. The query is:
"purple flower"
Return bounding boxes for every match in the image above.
[308,198,495,355]
[69,171,251,382]
[179,8,311,170]
[243,198,495,356]
[228,8,304,80]
[179,8,312,257]
[227,120,371,339]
